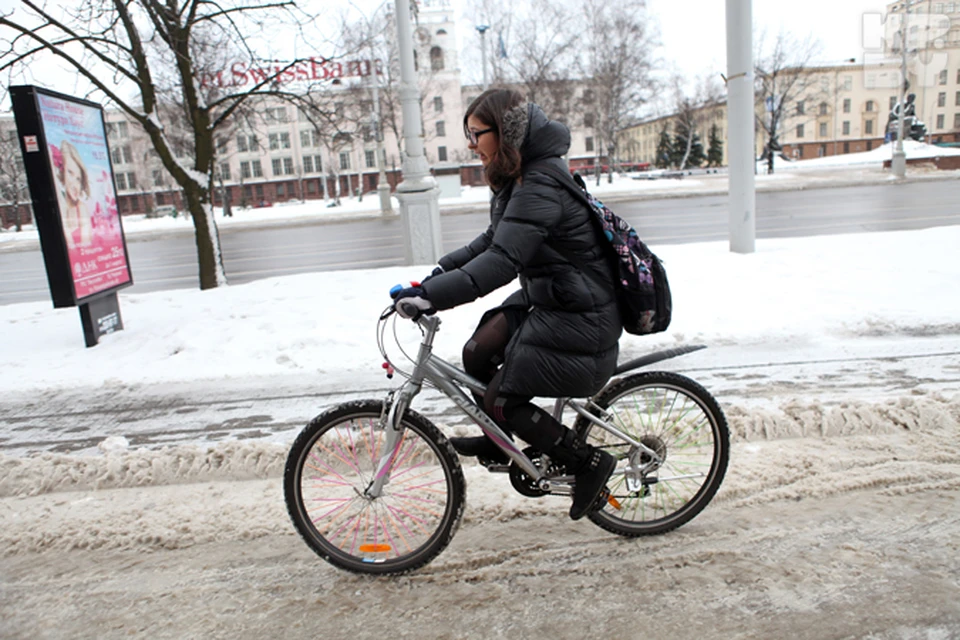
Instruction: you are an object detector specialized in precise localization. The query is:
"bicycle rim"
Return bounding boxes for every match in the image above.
[576,372,729,536]
[285,400,465,575]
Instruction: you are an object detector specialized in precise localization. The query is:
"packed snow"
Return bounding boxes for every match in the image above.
[1,146,959,638]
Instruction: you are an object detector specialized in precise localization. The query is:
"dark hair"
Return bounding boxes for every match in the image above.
[463,88,525,190]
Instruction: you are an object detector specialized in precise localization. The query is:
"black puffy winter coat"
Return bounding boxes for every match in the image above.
[421,104,622,398]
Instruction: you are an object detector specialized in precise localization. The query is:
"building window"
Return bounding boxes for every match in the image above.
[796,101,805,115]
[277,183,286,198]
[438,146,447,162]
[955,113,960,129]
[842,121,850,135]
[283,157,294,175]
[339,152,350,170]
[272,158,283,176]
[843,98,851,113]
[843,75,852,91]
[251,160,262,178]
[219,162,231,181]
[866,100,874,112]
[819,143,827,157]
[430,46,444,71]
[937,92,946,107]
[115,173,127,190]
[307,155,322,173]
[266,107,288,123]
[152,169,164,187]
[434,96,443,112]
[956,91,960,106]
[819,122,828,137]
[436,121,446,137]
[240,161,252,179]
[301,130,319,148]
[843,141,850,153]
[365,149,376,168]
[216,138,228,155]
[237,134,257,152]
[939,69,948,85]
[796,124,805,138]
[936,114,945,129]
[269,132,291,150]
[865,119,874,135]
[585,136,594,152]
[111,145,132,165]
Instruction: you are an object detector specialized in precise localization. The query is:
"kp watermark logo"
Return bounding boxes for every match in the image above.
[861,10,951,87]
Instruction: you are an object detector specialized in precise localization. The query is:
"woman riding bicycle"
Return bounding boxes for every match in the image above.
[391,88,622,520]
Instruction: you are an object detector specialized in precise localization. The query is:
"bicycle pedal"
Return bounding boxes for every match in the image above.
[480,461,511,473]
[591,488,612,512]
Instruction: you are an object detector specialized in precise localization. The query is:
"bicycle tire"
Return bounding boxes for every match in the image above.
[574,371,729,537]
[284,399,466,575]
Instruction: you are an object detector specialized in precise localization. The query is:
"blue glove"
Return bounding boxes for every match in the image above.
[390,285,436,320]
[420,265,444,284]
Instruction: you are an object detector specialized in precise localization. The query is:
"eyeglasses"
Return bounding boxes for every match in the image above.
[466,127,494,145]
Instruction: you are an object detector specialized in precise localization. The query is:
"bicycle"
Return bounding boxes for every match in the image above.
[284,305,729,575]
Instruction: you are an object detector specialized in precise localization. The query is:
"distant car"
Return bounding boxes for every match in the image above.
[147,204,178,218]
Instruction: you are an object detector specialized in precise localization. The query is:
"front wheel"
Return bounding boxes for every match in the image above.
[284,399,465,575]
[574,372,729,537]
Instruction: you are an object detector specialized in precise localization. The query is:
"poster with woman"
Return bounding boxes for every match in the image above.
[38,92,131,301]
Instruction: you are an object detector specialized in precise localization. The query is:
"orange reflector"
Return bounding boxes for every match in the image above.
[607,495,622,510]
[359,544,392,553]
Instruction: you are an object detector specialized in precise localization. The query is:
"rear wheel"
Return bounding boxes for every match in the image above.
[574,372,729,537]
[284,400,465,575]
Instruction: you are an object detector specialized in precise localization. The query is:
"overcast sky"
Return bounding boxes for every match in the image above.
[0,0,896,110]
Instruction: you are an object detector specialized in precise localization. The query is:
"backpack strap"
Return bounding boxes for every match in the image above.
[523,160,616,295]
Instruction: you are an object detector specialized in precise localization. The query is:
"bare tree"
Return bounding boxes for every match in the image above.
[0,126,30,231]
[754,30,822,174]
[0,0,338,290]
[579,0,658,184]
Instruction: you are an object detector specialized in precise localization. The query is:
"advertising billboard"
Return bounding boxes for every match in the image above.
[11,85,133,346]
[11,85,132,306]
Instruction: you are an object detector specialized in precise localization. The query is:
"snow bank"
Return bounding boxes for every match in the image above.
[3,393,958,501]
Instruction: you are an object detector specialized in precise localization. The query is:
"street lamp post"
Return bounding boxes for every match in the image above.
[476,25,490,89]
[392,0,442,265]
[369,63,393,214]
[725,0,756,254]
[891,4,910,178]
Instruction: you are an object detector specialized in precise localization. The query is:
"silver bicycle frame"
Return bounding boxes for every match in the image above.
[367,313,663,497]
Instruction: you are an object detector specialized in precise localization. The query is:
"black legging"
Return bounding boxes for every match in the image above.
[461,311,567,452]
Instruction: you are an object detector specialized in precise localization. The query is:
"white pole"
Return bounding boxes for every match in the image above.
[393,0,442,265]
[369,59,393,214]
[725,0,756,253]
[892,4,909,178]
[477,25,490,89]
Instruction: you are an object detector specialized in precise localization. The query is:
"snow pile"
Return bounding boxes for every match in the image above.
[2,393,958,555]
[0,440,287,498]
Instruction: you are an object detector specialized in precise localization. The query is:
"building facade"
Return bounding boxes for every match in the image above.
[620,0,960,167]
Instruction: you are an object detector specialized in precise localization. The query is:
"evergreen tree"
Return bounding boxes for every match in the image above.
[670,133,685,168]
[707,123,724,167]
[687,133,706,167]
[654,128,673,169]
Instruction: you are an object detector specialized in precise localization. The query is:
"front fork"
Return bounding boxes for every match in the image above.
[365,383,418,499]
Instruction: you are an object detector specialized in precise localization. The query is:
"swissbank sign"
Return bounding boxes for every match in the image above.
[199,57,384,90]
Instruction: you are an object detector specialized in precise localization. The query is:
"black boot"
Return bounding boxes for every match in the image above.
[548,431,616,521]
[449,435,510,464]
